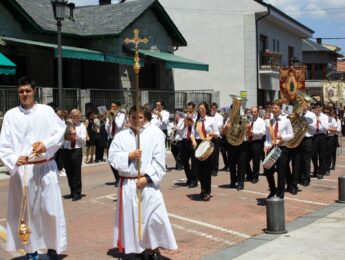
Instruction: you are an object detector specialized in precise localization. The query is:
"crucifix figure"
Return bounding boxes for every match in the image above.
[124,29,148,74]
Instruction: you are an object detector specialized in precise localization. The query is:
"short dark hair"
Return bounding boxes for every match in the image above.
[156,100,164,107]
[211,102,218,109]
[115,101,121,107]
[17,76,35,89]
[187,101,195,108]
[129,105,152,121]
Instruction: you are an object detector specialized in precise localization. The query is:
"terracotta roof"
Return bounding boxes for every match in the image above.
[338,60,345,72]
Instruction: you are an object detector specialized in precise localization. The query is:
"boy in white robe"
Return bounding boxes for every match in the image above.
[0,77,67,260]
[108,106,177,259]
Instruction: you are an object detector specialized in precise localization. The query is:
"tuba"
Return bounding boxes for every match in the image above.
[226,96,248,146]
[287,92,314,148]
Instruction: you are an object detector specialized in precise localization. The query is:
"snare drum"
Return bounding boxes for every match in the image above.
[195,140,214,161]
[263,146,282,170]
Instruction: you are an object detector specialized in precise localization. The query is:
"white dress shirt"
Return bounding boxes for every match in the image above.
[250,116,266,141]
[302,110,315,137]
[213,112,224,132]
[159,109,170,131]
[310,112,328,135]
[327,117,338,137]
[105,112,126,139]
[264,114,294,147]
[194,116,220,140]
[171,118,185,142]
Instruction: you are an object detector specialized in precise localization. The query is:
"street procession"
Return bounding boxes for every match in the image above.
[1,0,345,260]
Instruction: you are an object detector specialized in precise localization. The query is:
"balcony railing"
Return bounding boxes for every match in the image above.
[260,51,282,72]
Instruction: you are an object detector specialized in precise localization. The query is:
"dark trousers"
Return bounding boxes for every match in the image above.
[220,137,229,169]
[331,135,339,168]
[162,129,168,148]
[246,140,263,180]
[171,141,183,169]
[95,141,105,161]
[300,137,313,184]
[227,142,248,185]
[287,145,302,190]
[181,139,197,183]
[63,148,83,197]
[193,139,212,194]
[54,148,64,171]
[312,134,327,176]
[264,146,289,198]
[325,136,336,171]
[108,138,119,182]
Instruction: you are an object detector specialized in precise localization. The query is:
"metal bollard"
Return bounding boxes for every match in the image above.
[336,176,345,203]
[264,196,287,234]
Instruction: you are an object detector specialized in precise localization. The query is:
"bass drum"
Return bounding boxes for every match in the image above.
[195,140,214,161]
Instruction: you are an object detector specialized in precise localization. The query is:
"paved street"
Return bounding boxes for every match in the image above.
[0,152,345,260]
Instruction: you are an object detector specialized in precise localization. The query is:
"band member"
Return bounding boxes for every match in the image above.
[170,111,185,170]
[210,103,224,176]
[311,102,329,179]
[191,102,219,201]
[54,107,66,175]
[155,100,170,147]
[85,111,96,164]
[332,111,342,170]
[185,101,198,122]
[108,106,177,258]
[181,116,198,188]
[264,100,294,199]
[246,106,265,184]
[105,102,127,187]
[299,105,315,187]
[63,109,87,201]
[220,114,230,171]
[0,77,67,259]
[324,107,338,176]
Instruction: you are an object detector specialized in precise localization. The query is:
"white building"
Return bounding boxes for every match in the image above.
[160,0,314,107]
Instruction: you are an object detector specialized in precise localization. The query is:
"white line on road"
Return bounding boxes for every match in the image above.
[168,213,250,238]
[321,179,338,183]
[237,189,329,206]
[335,164,345,167]
[94,194,117,200]
[0,218,6,222]
[172,223,235,246]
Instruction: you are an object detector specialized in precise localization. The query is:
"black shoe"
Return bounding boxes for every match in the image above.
[251,178,259,184]
[237,183,244,191]
[301,180,310,187]
[176,167,184,171]
[229,183,237,189]
[72,195,81,201]
[188,181,198,188]
[203,193,211,201]
[186,180,192,186]
[114,180,119,187]
[47,249,59,260]
[331,166,335,170]
[150,251,161,260]
[64,194,73,199]
[221,167,229,171]
[317,174,323,179]
[267,191,276,199]
[289,188,298,195]
[325,170,330,176]
[211,170,218,176]
[200,191,205,199]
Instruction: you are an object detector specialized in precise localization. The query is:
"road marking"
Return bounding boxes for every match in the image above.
[94,194,117,200]
[0,218,6,222]
[311,183,336,189]
[168,213,250,238]
[172,223,235,246]
[335,164,345,167]
[236,189,329,206]
[321,179,338,183]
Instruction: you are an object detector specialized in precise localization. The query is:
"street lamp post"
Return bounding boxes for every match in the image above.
[51,0,75,108]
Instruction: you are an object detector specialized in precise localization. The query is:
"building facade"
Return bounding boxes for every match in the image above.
[160,0,313,107]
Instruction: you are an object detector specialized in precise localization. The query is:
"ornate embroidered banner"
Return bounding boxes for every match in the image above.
[279,66,306,102]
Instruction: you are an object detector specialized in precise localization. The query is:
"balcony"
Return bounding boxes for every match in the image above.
[259,51,282,75]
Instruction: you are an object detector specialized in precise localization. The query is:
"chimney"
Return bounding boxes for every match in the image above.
[99,0,111,5]
[316,38,322,44]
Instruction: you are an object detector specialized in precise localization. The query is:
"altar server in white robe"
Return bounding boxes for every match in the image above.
[0,77,67,260]
[108,105,177,258]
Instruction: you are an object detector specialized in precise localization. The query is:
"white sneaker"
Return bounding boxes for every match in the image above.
[59,169,66,176]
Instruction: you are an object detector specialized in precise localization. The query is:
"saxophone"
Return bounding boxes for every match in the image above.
[287,92,314,148]
[226,96,248,146]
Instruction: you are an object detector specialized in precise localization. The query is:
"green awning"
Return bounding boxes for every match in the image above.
[138,49,209,71]
[0,53,16,75]
[0,36,134,65]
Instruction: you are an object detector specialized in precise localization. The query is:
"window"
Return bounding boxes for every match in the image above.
[277,40,280,52]
[273,39,276,52]
[288,46,294,66]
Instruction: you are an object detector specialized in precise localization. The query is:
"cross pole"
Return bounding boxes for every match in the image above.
[124,29,148,241]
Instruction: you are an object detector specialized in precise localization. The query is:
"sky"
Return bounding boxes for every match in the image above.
[72,0,345,55]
